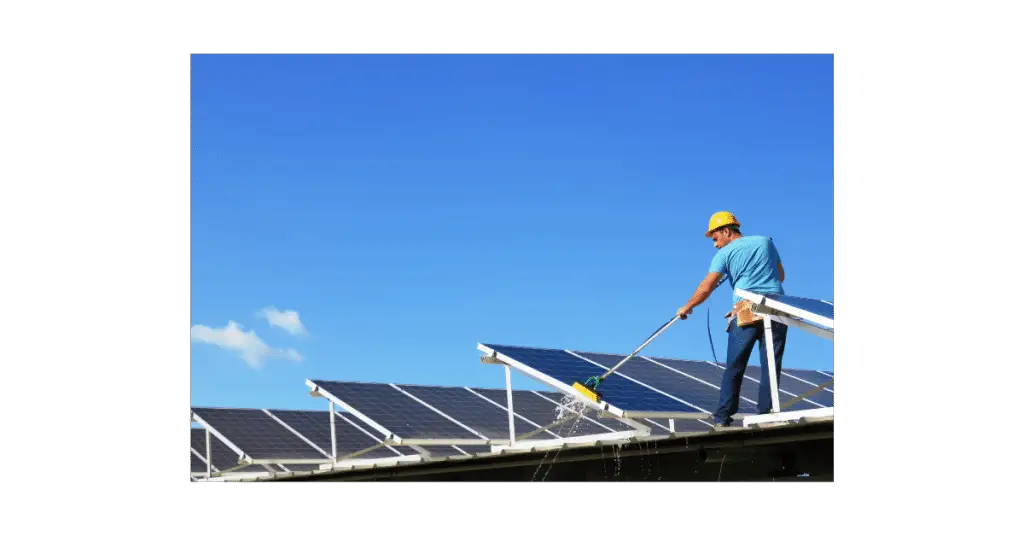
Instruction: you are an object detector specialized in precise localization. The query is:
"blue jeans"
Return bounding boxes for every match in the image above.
[714,317,788,424]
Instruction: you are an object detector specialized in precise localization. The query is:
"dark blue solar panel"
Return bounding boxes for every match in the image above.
[312,381,482,441]
[192,408,327,461]
[485,344,704,415]
[647,357,818,412]
[641,357,758,412]
[700,361,829,411]
[191,452,205,473]
[763,293,833,322]
[745,366,833,407]
[577,351,745,415]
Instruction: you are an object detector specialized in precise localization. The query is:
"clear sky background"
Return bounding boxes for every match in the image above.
[190,54,833,410]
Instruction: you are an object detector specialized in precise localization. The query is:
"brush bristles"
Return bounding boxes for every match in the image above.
[572,382,601,402]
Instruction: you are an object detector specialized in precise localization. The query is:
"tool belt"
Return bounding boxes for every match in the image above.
[725,299,764,332]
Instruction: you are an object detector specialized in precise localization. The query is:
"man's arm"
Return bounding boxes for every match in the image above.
[677,272,723,319]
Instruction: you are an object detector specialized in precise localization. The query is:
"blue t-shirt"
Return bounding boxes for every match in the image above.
[709,235,785,303]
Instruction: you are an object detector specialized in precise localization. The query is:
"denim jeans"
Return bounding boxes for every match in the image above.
[714,317,788,424]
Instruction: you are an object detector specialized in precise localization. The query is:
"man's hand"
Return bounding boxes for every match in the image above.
[677,272,723,321]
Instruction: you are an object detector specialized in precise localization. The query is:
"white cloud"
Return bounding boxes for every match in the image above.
[190,321,302,369]
[257,306,308,336]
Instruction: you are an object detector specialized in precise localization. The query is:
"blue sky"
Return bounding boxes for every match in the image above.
[191,54,833,411]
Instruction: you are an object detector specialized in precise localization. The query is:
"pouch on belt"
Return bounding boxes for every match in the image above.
[732,299,764,328]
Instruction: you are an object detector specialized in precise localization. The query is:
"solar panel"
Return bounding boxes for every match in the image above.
[716,364,835,411]
[470,388,622,438]
[649,357,820,412]
[191,452,206,473]
[191,408,327,462]
[483,344,706,417]
[310,380,486,442]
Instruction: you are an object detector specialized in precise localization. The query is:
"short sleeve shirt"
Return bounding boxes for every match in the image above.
[709,235,785,303]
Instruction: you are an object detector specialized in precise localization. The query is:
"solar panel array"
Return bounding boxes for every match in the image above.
[194,362,832,477]
[193,293,832,479]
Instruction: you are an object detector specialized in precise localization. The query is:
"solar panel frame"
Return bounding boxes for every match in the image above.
[480,343,709,419]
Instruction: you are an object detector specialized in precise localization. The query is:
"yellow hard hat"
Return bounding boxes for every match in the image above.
[706,211,740,237]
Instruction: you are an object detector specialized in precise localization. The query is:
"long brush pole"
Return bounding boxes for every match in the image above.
[597,315,679,382]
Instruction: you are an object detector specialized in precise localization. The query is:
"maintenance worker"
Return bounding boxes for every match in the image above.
[675,211,787,427]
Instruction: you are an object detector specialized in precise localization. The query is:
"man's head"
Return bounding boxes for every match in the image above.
[705,211,742,248]
[708,224,742,249]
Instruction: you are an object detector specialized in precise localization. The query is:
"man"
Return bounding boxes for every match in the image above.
[675,211,787,427]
